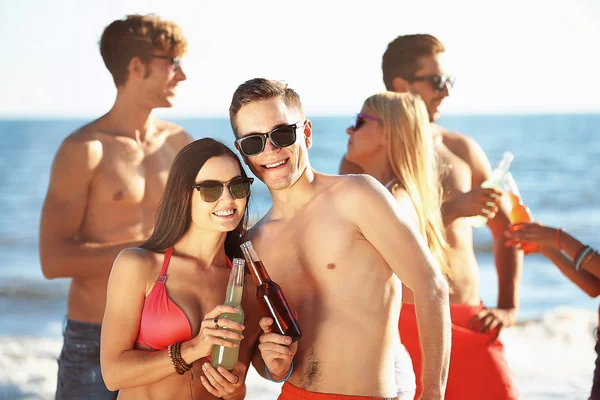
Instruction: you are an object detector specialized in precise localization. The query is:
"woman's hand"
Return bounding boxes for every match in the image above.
[504,222,557,249]
[192,305,245,359]
[200,361,247,399]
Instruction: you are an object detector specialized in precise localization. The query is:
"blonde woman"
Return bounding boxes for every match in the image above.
[345,92,517,400]
[345,92,447,399]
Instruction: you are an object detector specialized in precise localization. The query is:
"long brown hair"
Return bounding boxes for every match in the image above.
[141,138,250,259]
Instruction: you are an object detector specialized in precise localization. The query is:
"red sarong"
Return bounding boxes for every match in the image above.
[399,302,518,400]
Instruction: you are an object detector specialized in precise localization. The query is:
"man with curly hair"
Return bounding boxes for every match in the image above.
[39,14,192,399]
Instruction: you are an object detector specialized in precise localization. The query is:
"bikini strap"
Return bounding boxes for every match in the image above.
[157,247,174,284]
[226,257,232,269]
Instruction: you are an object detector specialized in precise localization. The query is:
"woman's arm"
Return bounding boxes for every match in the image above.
[540,247,600,297]
[506,223,600,297]
[100,248,242,390]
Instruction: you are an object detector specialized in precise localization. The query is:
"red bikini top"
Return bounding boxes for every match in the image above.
[135,247,193,350]
[135,247,233,351]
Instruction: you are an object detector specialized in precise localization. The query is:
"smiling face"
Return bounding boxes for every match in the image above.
[190,155,248,233]
[142,50,187,108]
[234,96,312,191]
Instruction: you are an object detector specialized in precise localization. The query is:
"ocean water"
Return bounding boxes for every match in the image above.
[0,114,599,399]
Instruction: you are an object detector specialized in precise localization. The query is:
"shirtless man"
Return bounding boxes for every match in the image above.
[340,34,523,399]
[229,78,451,399]
[39,14,192,399]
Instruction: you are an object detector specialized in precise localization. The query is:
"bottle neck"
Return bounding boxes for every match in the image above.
[247,259,271,286]
[224,284,243,306]
[224,261,245,306]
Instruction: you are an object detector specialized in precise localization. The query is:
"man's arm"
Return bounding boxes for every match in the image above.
[344,175,450,399]
[465,136,523,332]
[39,136,141,279]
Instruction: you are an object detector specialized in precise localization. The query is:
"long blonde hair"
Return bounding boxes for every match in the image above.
[363,92,451,279]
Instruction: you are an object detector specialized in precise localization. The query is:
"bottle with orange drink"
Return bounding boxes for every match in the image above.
[503,172,539,255]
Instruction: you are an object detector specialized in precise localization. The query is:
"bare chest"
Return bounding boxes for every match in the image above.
[436,143,473,200]
[91,140,178,208]
[252,211,358,301]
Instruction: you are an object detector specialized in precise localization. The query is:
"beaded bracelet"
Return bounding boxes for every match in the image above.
[265,360,294,383]
[168,342,192,375]
[175,342,193,372]
[555,228,563,251]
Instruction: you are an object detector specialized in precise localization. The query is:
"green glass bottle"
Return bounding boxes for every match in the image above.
[210,258,245,370]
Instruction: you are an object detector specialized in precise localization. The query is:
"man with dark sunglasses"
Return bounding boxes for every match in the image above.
[341,34,521,399]
[39,14,192,399]
[230,78,451,399]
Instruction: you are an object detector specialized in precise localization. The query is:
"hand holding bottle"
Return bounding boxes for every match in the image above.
[258,317,298,380]
[504,222,556,251]
[192,305,245,360]
[469,152,514,228]
[200,360,247,399]
[211,258,246,370]
[443,187,502,221]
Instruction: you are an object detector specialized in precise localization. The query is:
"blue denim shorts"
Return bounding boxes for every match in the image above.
[56,319,118,400]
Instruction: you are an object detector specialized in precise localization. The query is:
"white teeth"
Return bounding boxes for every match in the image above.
[265,160,285,168]
[214,210,235,217]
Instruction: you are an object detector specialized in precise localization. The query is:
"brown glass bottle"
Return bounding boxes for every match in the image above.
[240,241,302,343]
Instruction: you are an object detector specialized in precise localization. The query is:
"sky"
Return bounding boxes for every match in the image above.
[0,0,599,118]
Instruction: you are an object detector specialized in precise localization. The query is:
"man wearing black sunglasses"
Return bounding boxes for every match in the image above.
[341,34,521,399]
[39,14,192,399]
[230,78,450,399]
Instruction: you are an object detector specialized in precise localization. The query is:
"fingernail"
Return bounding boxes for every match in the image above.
[240,335,245,339]
[241,325,245,329]
[202,363,208,370]
[285,337,292,344]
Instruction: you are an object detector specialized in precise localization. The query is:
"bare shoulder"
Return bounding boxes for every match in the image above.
[328,173,386,198]
[437,125,491,181]
[157,119,193,150]
[155,119,185,135]
[439,129,482,162]
[324,173,394,215]
[54,125,105,171]
[112,247,158,279]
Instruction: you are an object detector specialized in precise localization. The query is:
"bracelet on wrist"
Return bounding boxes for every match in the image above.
[575,247,598,271]
[575,246,593,272]
[168,342,192,375]
[265,360,294,383]
[555,228,563,251]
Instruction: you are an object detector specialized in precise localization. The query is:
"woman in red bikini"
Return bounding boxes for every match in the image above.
[100,138,262,399]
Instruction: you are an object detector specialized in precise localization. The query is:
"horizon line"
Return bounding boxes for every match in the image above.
[2,110,600,121]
